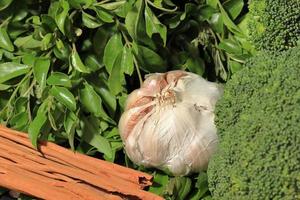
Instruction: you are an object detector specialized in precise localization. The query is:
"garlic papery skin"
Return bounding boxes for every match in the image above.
[119,70,223,176]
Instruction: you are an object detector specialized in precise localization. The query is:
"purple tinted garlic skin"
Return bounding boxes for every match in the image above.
[119,70,223,176]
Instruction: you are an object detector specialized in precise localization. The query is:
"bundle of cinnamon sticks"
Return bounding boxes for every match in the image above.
[0,125,163,200]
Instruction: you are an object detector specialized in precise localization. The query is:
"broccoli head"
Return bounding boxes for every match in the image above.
[248,0,300,52]
[207,46,300,199]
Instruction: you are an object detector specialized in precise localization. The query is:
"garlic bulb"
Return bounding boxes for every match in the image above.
[119,70,223,176]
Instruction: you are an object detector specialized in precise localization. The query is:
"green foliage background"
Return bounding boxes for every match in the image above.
[0,0,252,199]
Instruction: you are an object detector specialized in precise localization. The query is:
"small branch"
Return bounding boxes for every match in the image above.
[133,56,143,86]
[120,29,143,86]
[0,16,12,28]
[0,71,33,122]
[93,0,112,6]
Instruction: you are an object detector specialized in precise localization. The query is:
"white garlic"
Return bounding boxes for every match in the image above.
[119,70,223,176]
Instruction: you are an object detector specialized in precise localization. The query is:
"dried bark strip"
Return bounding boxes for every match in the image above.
[0,126,153,186]
[0,125,163,200]
[0,161,121,200]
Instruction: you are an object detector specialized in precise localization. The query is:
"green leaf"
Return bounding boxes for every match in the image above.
[190,172,209,200]
[33,58,50,91]
[41,15,57,31]
[81,117,113,158]
[14,97,28,113]
[10,112,29,130]
[105,127,119,138]
[0,0,13,11]
[0,27,14,51]
[93,82,117,117]
[18,76,31,97]
[110,141,123,151]
[223,0,244,20]
[237,13,250,37]
[82,11,103,29]
[64,111,78,150]
[103,33,123,74]
[125,1,141,39]
[84,54,103,71]
[173,177,192,200]
[79,82,110,120]
[229,59,242,74]
[209,13,223,34]
[180,3,197,21]
[133,44,166,73]
[28,102,48,148]
[55,0,70,34]
[95,7,114,23]
[183,57,205,76]
[54,39,71,61]
[71,44,90,73]
[149,172,169,195]
[28,114,47,148]
[30,16,41,25]
[99,1,126,10]
[50,86,76,111]
[218,38,242,54]
[125,0,155,49]
[22,54,36,67]
[69,0,94,8]
[8,27,27,40]
[217,0,243,37]
[213,49,228,80]
[41,33,54,50]
[120,46,134,75]
[206,0,218,8]
[100,121,109,132]
[114,1,133,18]
[0,83,11,90]
[235,14,256,54]
[199,5,217,21]
[47,109,58,131]
[0,62,30,84]
[124,1,144,37]
[47,72,72,88]
[92,27,111,56]
[165,14,181,29]
[144,5,167,45]
[108,52,124,95]
[14,35,42,49]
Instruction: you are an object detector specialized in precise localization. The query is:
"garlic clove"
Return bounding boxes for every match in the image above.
[125,89,153,110]
[119,104,154,140]
[166,70,187,84]
[142,73,167,94]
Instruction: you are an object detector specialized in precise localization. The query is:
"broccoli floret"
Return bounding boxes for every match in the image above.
[248,0,300,52]
[207,46,300,199]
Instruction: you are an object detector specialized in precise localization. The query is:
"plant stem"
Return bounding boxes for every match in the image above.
[133,56,143,86]
[119,28,143,86]
[22,80,36,97]
[0,17,12,28]
[93,0,112,6]
[0,70,33,122]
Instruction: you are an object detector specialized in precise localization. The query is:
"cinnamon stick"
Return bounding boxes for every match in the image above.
[0,125,163,200]
[0,126,153,187]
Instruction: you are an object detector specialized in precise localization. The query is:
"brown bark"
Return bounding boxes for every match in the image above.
[0,125,163,200]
